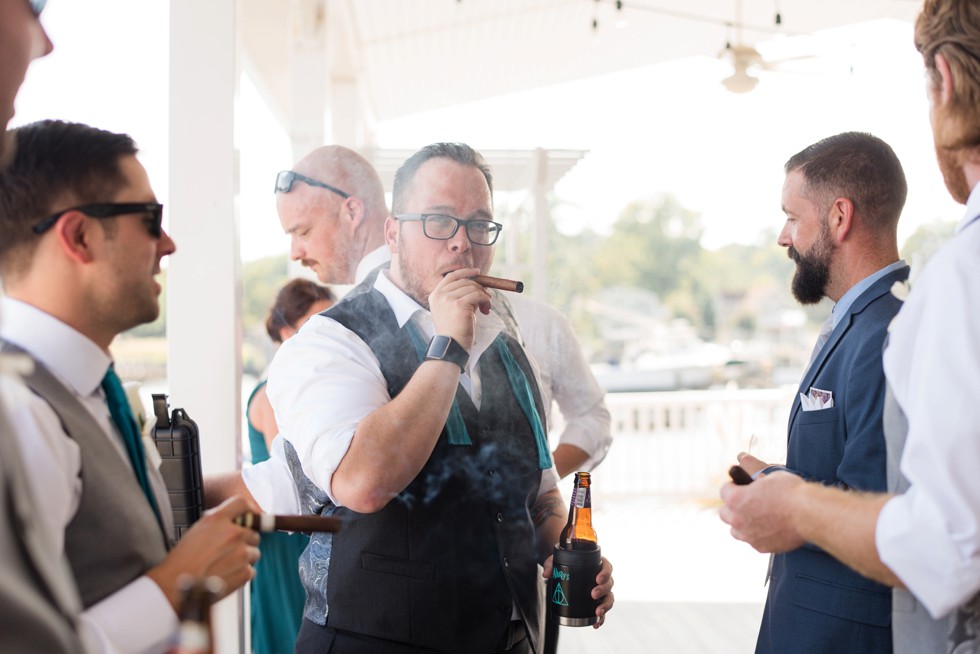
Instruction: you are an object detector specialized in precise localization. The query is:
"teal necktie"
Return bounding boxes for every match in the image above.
[101,366,161,521]
[406,323,553,469]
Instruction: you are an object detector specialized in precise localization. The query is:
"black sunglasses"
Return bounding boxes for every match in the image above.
[28,0,46,17]
[32,203,165,238]
[274,170,350,199]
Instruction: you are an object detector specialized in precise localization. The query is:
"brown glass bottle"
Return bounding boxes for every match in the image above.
[559,472,598,551]
[169,576,223,654]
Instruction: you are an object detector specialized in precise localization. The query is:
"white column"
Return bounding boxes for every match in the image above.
[168,2,242,652]
[287,0,328,159]
[532,148,550,301]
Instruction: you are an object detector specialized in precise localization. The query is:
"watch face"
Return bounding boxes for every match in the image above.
[431,336,451,358]
[426,335,468,371]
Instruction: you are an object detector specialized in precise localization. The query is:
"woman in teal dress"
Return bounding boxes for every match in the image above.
[248,279,334,654]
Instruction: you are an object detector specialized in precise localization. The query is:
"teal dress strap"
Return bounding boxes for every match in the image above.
[245,379,308,654]
[247,379,271,464]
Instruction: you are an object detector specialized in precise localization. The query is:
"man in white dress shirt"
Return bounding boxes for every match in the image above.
[267,143,614,653]
[720,1,980,651]
[215,145,611,513]
[0,119,261,654]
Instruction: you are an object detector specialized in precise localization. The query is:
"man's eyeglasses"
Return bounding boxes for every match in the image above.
[394,214,503,246]
[32,203,165,239]
[274,170,350,199]
[28,0,46,17]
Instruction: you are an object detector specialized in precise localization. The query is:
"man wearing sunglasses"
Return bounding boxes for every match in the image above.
[267,142,614,654]
[0,119,261,653]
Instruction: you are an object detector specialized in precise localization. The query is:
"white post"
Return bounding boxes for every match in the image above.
[532,147,550,300]
[168,1,242,652]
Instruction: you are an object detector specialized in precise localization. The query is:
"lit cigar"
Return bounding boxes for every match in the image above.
[471,274,524,293]
[234,512,343,534]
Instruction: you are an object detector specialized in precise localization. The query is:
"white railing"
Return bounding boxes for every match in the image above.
[576,387,795,496]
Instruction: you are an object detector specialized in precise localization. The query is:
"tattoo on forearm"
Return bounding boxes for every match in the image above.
[532,495,563,527]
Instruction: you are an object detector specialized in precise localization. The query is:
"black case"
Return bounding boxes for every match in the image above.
[150,394,204,542]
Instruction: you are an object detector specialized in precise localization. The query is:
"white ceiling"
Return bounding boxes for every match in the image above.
[240,0,922,131]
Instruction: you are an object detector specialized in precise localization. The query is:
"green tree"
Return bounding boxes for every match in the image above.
[593,195,703,294]
[901,218,956,273]
[242,254,290,333]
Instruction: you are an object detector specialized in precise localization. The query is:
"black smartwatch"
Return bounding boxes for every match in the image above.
[424,335,469,372]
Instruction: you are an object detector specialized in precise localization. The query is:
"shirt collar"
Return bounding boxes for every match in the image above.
[0,297,111,397]
[958,181,980,234]
[372,270,505,365]
[832,259,907,328]
[355,246,392,285]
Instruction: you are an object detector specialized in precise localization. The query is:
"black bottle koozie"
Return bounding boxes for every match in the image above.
[547,545,601,626]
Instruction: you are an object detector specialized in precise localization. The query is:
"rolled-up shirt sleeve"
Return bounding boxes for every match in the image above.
[540,306,612,469]
[876,221,980,619]
[241,438,301,514]
[266,314,390,507]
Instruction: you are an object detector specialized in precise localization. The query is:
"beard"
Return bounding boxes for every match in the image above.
[936,144,972,204]
[788,227,833,305]
[393,235,435,309]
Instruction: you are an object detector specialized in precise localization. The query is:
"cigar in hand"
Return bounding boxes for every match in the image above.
[234,512,343,534]
[471,274,524,293]
[729,465,754,486]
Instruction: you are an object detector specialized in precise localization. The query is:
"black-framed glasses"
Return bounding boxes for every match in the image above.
[28,0,47,17]
[394,213,503,246]
[32,203,164,238]
[274,170,350,199]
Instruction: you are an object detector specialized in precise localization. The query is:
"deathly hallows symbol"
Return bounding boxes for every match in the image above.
[551,583,569,606]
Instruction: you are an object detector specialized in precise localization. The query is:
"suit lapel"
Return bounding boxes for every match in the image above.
[787,265,910,435]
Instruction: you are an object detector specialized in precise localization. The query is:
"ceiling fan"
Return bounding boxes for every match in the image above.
[719,41,765,93]
[716,0,816,94]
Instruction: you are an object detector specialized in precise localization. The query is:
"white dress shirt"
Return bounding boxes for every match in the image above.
[267,270,558,507]
[876,183,980,619]
[0,298,176,654]
[354,244,391,284]
[504,293,612,470]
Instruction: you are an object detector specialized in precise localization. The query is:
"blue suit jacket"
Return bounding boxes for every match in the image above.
[756,265,909,654]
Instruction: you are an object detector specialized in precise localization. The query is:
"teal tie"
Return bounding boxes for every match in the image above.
[406,323,553,469]
[494,338,553,470]
[101,366,161,521]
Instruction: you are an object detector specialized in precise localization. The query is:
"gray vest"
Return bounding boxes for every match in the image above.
[287,286,546,653]
[884,385,980,653]
[8,344,173,608]
[0,397,85,654]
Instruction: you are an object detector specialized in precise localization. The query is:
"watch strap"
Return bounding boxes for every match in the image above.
[424,335,469,372]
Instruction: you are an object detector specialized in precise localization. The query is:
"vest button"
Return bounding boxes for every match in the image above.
[496,512,504,523]
[503,557,510,567]
[489,469,497,477]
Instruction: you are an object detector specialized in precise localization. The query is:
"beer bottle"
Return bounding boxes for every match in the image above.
[169,576,223,654]
[559,472,598,551]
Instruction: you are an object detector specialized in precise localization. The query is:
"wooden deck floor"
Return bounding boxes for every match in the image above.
[556,601,764,653]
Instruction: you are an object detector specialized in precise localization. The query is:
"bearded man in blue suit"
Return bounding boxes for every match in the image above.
[739,131,910,654]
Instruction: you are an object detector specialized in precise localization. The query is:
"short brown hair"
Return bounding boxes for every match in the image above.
[785,131,907,233]
[0,120,137,278]
[392,143,493,214]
